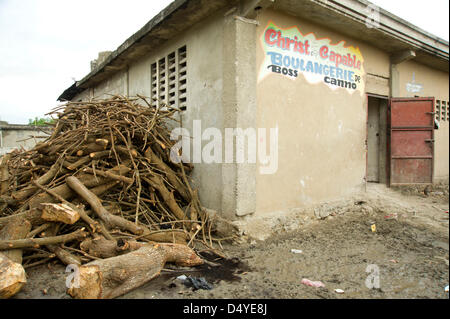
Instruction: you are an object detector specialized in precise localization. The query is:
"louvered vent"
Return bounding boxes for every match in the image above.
[150,46,187,111]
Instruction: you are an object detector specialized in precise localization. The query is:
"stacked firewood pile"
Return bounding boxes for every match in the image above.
[0,96,233,299]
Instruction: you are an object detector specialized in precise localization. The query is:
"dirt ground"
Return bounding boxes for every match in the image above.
[14,183,449,299]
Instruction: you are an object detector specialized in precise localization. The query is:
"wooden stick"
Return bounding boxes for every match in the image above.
[66,176,145,235]
[143,175,186,220]
[0,228,87,250]
[83,167,133,184]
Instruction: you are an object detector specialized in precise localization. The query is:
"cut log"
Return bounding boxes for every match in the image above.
[0,216,31,264]
[0,209,45,228]
[75,142,108,157]
[115,146,138,158]
[80,236,145,259]
[64,156,91,171]
[143,230,187,244]
[67,243,203,299]
[0,252,27,299]
[41,203,80,225]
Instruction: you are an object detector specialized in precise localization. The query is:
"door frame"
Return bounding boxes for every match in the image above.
[365,93,390,187]
[388,97,435,186]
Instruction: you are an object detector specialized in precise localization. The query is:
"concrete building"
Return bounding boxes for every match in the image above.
[0,122,50,156]
[58,0,449,230]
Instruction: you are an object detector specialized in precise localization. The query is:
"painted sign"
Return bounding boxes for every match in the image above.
[406,72,423,93]
[259,21,365,95]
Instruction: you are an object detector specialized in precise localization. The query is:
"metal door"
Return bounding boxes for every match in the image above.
[390,98,434,185]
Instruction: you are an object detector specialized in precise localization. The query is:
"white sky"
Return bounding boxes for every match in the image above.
[0,0,448,124]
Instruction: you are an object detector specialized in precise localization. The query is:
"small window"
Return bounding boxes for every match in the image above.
[436,100,441,121]
[447,102,450,121]
[441,101,447,121]
[150,45,187,111]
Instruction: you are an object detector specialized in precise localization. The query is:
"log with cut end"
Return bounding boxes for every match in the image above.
[0,215,32,264]
[41,203,80,224]
[80,236,146,259]
[0,252,27,299]
[75,142,108,157]
[67,243,203,299]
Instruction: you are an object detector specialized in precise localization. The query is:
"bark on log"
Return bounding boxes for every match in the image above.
[0,216,31,264]
[76,143,108,157]
[143,230,187,244]
[80,236,145,259]
[67,243,203,299]
[83,167,133,184]
[41,203,80,225]
[64,156,91,171]
[0,252,27,299]
[0,209,44,228]
[66,176,145,235]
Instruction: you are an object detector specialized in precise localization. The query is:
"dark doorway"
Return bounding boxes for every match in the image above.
[367,95,388,183]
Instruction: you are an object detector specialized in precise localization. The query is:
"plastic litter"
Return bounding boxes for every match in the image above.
[301,278,325,288]
[445,285,449,293]
[182,276,213,290]
[176,275,187,281]
[334,289,345,294]
[291,249,303,254]
[371,224,376,232]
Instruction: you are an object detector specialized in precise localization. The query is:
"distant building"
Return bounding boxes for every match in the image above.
[58,0,449,222]
[0,121,51,156]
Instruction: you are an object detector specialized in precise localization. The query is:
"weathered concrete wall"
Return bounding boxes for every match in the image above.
[395,60,449,182]
[94,70,128,99]
[72,10,227,213]
[254,9,392,215]
[0,125,49,155]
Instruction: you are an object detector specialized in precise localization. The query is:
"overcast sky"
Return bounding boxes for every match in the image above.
[0,0,448,124]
